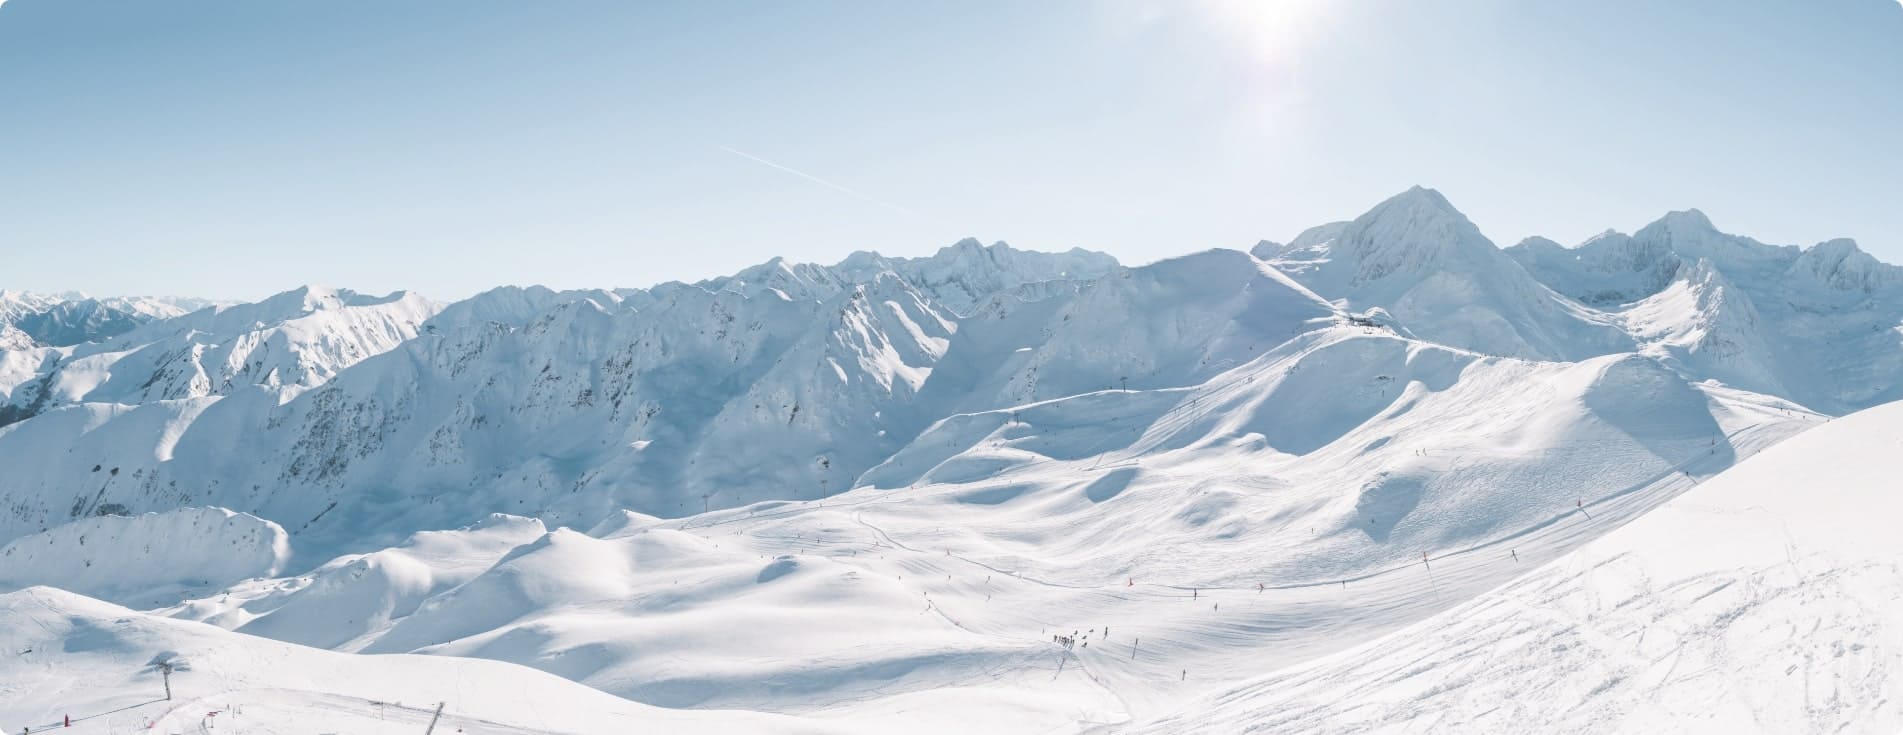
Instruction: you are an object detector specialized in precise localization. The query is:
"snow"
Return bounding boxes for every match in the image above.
[1508,209,1903,413]
[1,285,437,431]
[0,507,289,609]
[2,187,1900,731]
[1265,187,1632,361]
[86,324,1815,729]
[707,239,1119,317]
[1127,398,1903,734]
[0,586,844,734]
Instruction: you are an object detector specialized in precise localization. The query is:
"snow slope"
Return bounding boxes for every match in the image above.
[0,586,848,735]
[0,507,289,608]
[1126,398,1903,734]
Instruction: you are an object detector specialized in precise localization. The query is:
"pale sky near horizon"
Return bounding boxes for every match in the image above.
[2,0,1900,301]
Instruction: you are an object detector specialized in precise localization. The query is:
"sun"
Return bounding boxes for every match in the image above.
[1198,0,1341,71]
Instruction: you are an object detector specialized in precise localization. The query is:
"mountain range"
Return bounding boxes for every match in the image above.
[1,186,1895,732]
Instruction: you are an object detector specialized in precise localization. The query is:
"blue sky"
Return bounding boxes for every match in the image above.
[2,0,1899,300]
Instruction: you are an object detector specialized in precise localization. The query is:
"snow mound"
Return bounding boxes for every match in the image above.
[328,521,1102,717]
[182,513,550,649]
[0,507,288,607]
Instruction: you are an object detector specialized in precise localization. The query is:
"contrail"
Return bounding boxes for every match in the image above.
[717,145,913,216]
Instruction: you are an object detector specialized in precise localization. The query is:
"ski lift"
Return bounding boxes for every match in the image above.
[144,651,190,701]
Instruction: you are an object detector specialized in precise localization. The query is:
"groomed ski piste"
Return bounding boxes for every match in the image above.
[1130,396,1903,733]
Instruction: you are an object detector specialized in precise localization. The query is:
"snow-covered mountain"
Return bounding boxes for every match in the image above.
[1507,207,1903,413]
[2,187,1899,732]
[0,286,436,429]
[1259,187,1632,361]
[700,238,1118,316]
[0,290,218,349]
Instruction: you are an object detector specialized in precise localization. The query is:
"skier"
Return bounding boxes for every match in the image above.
[1511,549,1518,561]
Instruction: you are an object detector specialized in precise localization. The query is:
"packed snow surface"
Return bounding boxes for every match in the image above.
[1128,398,1903,733]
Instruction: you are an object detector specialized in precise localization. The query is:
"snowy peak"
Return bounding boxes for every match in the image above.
[1631,208,1794,269]
[427,285,629,332]
[0,290,191,349]
[1268,186,1514,298]
[8,299,143,347]
[0,285,440,428]
[197,284,428,330]
[932,236,995,260]
[885,239,1117,316]
[1247,239,1283,259]
[702,256,849,303]
[1512,208,1893,308]
[1338,186,1498,285]
[1651,207,1715,232]
[1502,205,1903,410]
[698,238,1118,317]
[1510,235,1565,254]
[1507,229,1682,305]
[1787,238,1901,294]
[1267,187,1631,361]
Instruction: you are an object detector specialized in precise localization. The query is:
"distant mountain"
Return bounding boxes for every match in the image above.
[699,238,1118,316]
[1261,186,1632,361]
[1506,207,1903,412]
[2,191,1894,551]
[0,286,436,429]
